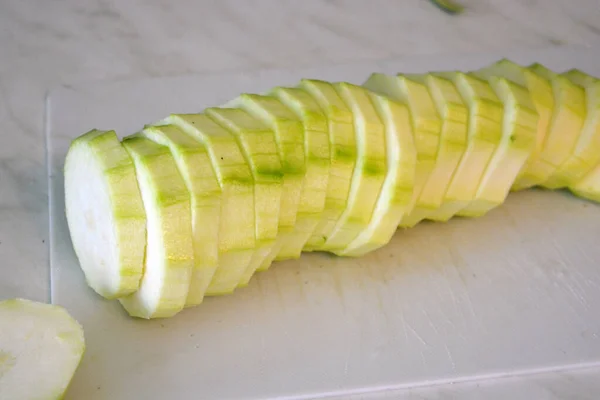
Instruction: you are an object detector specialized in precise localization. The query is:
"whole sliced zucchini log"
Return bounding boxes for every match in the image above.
[63,60,600,319]
[0,299,85,400]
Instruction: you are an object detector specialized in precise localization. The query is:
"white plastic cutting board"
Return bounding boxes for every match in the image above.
[48,46,600,400]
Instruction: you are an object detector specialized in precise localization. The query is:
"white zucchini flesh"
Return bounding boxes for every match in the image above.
[64,129,146,299]
[0,299,85,400]
[119,134,194,319]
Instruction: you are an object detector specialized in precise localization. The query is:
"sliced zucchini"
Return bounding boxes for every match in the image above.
[141,124,221,306]
[165,114,255,295]
[224,93,305,270]
[405,73,468,222]
[340,93,416,256]
[529,63,586,189]
[322,82,387,253]
[475,58,554,190]
[119,134,194,319]
[466,75,539,215]
[433,71,504,218]
[0,299,85,400]
[64,129,146,299]
[363,73,439,227]
[270,86,330,258]
[420,74,471,222]
[298,79,357,251]
[570,163,600,202]
[206,107,283,285]
[558,69,600,184]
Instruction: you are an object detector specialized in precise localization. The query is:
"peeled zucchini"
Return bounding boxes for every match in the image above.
[529,63,586,189]
[405,73,468,222]
[466,74,539,215]
[64,129,146,299]
[475,58,554,190]
[224,93,305,270]
[299,79,357,252]
[141,124,222,306]
[271,87,331,258]
[322,82,387,252]
[118,134,194,319]
[339,93,416,256]
[0,299,85,400]
[206,107,283,284]
[434,71,504,218]
[363,73,440,227]
[165,114,256,295]
[64,60,600,321]
[560,70,600,184]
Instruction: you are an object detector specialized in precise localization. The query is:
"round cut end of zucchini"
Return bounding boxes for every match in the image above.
[64,130,146,299]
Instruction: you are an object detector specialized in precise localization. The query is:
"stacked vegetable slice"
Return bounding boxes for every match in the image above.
[64,60,600,319]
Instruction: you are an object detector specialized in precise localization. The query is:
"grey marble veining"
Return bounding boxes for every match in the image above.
[1,0,600,398]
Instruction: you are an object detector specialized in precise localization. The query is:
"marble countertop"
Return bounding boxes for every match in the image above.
[1,0,600,398]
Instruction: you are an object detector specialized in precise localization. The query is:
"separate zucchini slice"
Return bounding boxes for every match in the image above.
[475,58,554,191]
[165,114,255,295]
[466,75,539,215]
[298,79,357,251]
[529,63,586,189]
[270,86,331,258]
[64,129,146,299]
[0,299,85,400]
[322,82,387,253]
[434,71,504,218]
[224,94,305,270]
[363,73,440,228]
[119,134,193,319]
[206,107,283,285]
[340,93,416,256]
[559,69,600,183]
[405,73,468,222]
[141,124,222,307]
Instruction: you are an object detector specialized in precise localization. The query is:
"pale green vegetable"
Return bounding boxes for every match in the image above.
[299,79,357,251]
[559,69,600,183]
[570,163,600,202]
[119,134,194,318]
[141,125,222,306]
[165,114,255,295]
[206,107,283,284]
[475,58,554,191]
[405,73,468,222]
[529,63,586,189]
[363,73,439,227]
[0,299,85,400]
[567,70,600,202]
[466,74,539,215]
[64,129,146,299]
[340,93,416,256]
[434,71,504,218]
[224,93,305,269]
[323,82,387,252]
[271,87,330,258]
